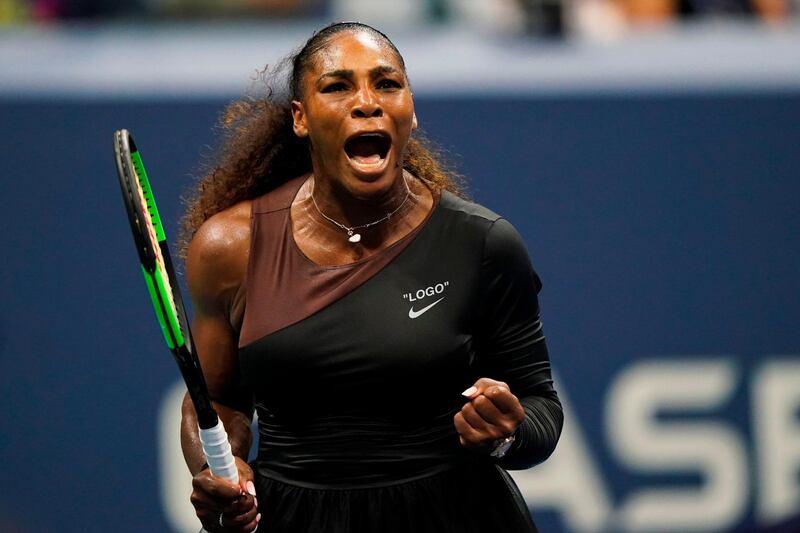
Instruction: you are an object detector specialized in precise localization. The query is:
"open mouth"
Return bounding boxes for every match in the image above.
[344,133,391,167]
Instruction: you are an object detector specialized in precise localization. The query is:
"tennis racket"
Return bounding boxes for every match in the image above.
[113,129,239,485]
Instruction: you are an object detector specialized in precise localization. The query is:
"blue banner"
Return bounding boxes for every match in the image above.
[1,94,798,532]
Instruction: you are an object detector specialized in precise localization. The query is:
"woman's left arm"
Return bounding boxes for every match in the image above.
[453,217,563,469]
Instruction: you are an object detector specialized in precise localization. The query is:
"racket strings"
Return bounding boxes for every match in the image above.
[131,155,165,240]
[130,156,180,322]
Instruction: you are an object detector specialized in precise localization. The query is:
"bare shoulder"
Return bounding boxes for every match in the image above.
[186,201,251,312]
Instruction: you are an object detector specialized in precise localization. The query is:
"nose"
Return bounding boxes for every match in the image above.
[351,87,383,119]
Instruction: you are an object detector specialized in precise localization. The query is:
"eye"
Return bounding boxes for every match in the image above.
[321,82,348,93]
[376,79,402,90]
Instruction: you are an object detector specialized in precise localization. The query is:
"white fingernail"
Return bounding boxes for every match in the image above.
[247,480,256,496]
[462,386,477,397]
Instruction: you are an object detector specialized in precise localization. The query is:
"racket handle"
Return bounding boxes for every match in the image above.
[198,420,240,484]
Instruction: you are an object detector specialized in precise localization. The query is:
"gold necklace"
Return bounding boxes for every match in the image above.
[310,176,411,243]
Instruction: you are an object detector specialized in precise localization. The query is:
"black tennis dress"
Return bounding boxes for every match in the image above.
[237,177,562,533]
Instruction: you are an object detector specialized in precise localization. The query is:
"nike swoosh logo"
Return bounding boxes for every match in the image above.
[408,297,445,319]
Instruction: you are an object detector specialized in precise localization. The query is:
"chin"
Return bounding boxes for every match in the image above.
[340,157,402,200]
[344,172,401,201]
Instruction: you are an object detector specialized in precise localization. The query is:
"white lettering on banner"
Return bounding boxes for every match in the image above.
[606,359,747,532]
[753,360,800,524]
[158,381,197,533]
[157,356,800,533]
[511,376,612,532]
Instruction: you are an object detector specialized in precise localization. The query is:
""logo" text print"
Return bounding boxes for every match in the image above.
[403,281,450,302]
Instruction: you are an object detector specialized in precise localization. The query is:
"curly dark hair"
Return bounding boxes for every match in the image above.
[179,21,465,257]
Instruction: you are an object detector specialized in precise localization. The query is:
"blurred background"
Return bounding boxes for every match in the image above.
[1,1,799,532]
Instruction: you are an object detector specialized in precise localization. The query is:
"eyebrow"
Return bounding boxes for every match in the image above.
[317,65,400,83]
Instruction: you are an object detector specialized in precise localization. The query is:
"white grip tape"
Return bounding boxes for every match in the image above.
[198,420,239,484]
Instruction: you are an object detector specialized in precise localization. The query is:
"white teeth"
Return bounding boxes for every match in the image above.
[353,154,382,165]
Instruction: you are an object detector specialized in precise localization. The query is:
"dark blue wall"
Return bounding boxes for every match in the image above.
[1,94,798,532]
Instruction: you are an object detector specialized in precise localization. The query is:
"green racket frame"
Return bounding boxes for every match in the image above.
[113,129,218,430]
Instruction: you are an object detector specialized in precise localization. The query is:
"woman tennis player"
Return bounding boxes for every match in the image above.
[179,21,563,533]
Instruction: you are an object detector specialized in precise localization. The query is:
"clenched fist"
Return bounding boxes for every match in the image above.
[454,378,525,453]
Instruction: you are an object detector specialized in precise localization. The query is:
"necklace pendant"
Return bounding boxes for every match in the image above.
[348,232,362,243]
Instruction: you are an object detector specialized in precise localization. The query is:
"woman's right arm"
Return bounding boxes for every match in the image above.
[180,203,259,532]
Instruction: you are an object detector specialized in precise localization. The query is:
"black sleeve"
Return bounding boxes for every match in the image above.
[473,218,563,470]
